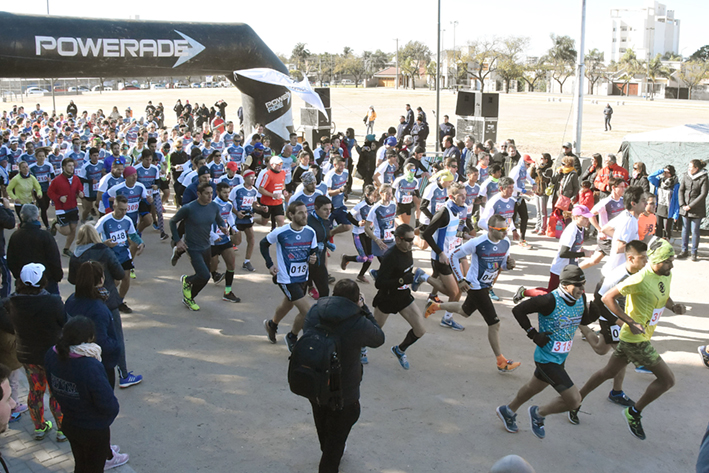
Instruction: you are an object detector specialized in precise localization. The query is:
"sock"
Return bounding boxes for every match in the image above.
[399,329,420,352]
[225,270,234,293]
[443,311,453,322]
[421,273,430,282]
[629,406,641,417]
[610,389,623,396]
[244,259,250,264]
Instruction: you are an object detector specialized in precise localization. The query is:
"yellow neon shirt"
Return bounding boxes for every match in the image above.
[617,266,671,343]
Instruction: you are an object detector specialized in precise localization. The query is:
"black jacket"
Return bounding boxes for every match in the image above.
[303,297,384,404]
[679,169,708,219]
[0,204,15,258]
[7,222,63,284]
[69,243,126,310]
[6,290,65,365]
[629,175,650,194]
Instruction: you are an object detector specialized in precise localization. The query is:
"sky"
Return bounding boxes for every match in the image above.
[4,0,707,61]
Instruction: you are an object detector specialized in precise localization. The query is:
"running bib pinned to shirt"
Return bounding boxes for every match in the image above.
[92,182,99,191]
[289,262,308,277]
[402,194,413,204]
[610,324,621,342]
[551,340,573,353]
[109,229,127,244]
[127,202,139,213]
[383,229,394,241]
[480,269,499,285]
[649,308,664,326]
[242,196,255,207]
[435,202,444,211]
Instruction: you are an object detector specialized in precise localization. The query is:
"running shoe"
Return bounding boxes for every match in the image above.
[222,292,241,303]
[130,269,136,279]
[496,405,518,433]
[56,430,67,442]
[489,289,500,301]
[284,332,298,353]
[118,302,133,314]
[308,286,320,300]
[49,220,57,236]
[212,272,225,284]
[568,407,580,425]
[153,223,159,231]
[181,275,192,301]
[411,268,427,292]
[34,420,53,441]
[519,240,531,249]
[12,403,28,415]
[356,275,369,284]
[160,233,169,241]
[340,255,349,271]
[119,372,143,388]
[105,453,130,471]
[428,295,443,304]
[623,407,646,440]
[440,317,464,331]
[183,297,200,311]
[369,269,379,280]
[497,359,521,373]
[264,319,277,344]
[391,345,410,370]
[608,390,635,407]
[528,406,545,439]
[171,246,183,266]
[698,346,709,368]
[242,261,255,272]
[361,347,368,364]
[111,445,121,455]
[635,366,652,374]
[62,248,72,258]
[513,286,526,304]
[424,301,441,319]
[9,412,21,423]
[328,275,336,284]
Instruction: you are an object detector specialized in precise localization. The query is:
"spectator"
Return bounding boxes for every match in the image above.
[364,106,376,135]
[556,142,582,176]
[552,155,580,209]
[66,100,78,117]
[678,159,708,261]
[630,161,650,193]
[439,115,455,141]
[396,116,407,141]
[6,263,65,441]
[7,204,63,294]
[593,153,629,196]
[404,104,414,135]
[648,165,679,240]
[411,115,429,149]
[44,316,129,472]
[530,153,553,234]
[581,153,603,190]
[0,197,15,298]
[214,99,228,120]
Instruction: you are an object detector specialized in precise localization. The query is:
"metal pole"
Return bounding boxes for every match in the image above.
[572,0,586,156]
[46,0,49,14]
[51,78,56,114]
[451,21,458,87]
[395,38,399,90]
[435,0,441,153]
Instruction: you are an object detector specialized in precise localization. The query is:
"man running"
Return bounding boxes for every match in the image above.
[600,186,647,277]
[229,169,264,272]
[341,185,378,284]
[324,156,353,237]
[260,201,317,352]
[570,239,685,440]
[170,182,228,311]
[209,182,241,303]
[48,157,84,256]
[580,177,626,270]
[496,265,591,439]
[307,196,334,299]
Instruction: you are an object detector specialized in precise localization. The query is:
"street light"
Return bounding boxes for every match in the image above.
[450,21,458,87]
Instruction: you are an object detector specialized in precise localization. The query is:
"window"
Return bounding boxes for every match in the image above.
[621,26,627,31]
[620,48,627,53]
[613,39,617,42]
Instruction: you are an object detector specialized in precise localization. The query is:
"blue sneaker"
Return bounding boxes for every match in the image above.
[361,347,368,364]
[370,269,379,281]
[391,345,410,370]
[699,346,709,368]
[440,317,465,331]
[608,390,635,407]
[411,268,427,292]
[119,371,143,388]
[489,289,500,301]
[635,366,653,374]
[496,405,518,433]
[528,405,546,439]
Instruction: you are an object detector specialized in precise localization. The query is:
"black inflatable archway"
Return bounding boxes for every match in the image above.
[0,12,293,149]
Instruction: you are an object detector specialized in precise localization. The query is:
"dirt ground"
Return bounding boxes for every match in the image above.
[3,89,709,472]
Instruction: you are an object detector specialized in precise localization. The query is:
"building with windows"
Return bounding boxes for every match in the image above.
[609,1,680,63]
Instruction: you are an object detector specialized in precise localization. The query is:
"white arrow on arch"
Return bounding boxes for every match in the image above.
[173,30,205,68]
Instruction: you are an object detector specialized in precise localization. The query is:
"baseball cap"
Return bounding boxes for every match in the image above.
[559,265,585,285]
[523,154,534,164]
[198,166,210,176]
[226,161,239,172]
[562,142,572,148]
[385,136,397,147]
[301,171,316,185]
[20,263,45,287]
[269,156,283,166]
[123,166,137,176]
[572,204,594,218]
[253,142,265,150]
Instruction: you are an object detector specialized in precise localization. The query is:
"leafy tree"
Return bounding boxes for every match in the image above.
[677,60,709,99]
[689,45,709,62]
[646,53,672,95]
[617,48,643,96]
[523,58,548,92]
[544,34,576,93]
[496,36,529,93]
[363,49,392,75]
[662,51,683,61]
[466,39,501,92]
[399,41,431,90]
[335,56,366,87]
[291,43,311,71]
[400,57,422,90]
[584,49,606,94]
[342,46,353,58]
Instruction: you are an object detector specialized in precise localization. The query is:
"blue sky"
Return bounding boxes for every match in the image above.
[4,0,706,60]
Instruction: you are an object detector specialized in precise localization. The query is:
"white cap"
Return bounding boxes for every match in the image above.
[20,263,45,287]
[269,156,283,166]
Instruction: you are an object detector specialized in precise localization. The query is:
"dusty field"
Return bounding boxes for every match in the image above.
[2,89,709,473]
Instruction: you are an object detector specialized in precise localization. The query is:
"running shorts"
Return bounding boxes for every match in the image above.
[612,340,660,368]
[396,203,413,216]
[534,361,574,393]
[56,208,79,227]
[211,241,233,257]
[273,275,307,302]
[461,288,499,325]
[430,258,453,277]
[373,290,414,315]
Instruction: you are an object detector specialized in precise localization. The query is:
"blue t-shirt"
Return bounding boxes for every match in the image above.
[94,214,137,263]
[265,224,318,284]
[324,169,349,209]
[79,161,105,198]
[229,184,259,225]
[450,234,511,290]
[29,163,55,191]
[107,182,148,223]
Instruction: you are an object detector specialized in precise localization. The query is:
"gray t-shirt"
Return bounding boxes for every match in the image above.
[170,200,224,251]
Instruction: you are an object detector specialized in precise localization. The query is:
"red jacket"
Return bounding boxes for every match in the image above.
[48,173,83,211]
[578,189,594,209]
[593,164,629,193]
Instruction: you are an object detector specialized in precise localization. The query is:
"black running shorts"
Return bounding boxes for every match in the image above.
[461,288,499,325]
[534,361,574,393]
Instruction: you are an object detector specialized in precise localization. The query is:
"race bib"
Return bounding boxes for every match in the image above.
[610,324,621,342]
[92,182,99,191]
[242,196,255,207]
[649,308,664,326]
[11,164,18,172]
[435,202,444,211]
[551,340,573,353]
[127,202,139,213]
[289,262,308,277]
[109,229,127,244]
[383,229,394,241]
[36,174,49,183]
[467,204,473,214]
[401,194,413,204]
[480,269,499,285]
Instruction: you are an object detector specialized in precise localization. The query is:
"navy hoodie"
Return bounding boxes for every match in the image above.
[64,295,120,372]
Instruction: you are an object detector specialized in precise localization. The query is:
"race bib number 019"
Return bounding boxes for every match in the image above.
[551,340,573,353]
[289,262,308,277]
[649,308,664,326]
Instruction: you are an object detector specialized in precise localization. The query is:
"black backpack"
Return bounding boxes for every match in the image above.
[288,324,343,411]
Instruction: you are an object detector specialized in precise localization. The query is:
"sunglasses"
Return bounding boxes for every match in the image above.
[489,226,508,232]
[400,237,414,242]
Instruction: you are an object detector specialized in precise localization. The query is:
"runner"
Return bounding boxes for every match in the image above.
[209,182,241,302]
[229,169,265,272]
[599,186,647,277]
[107,166,152,238]
[290,171,323,214]
[169,182,228,311]
[96,161,125,216]
[215,161,243,191]
[365,184,397,265]
[256,156,286,230]
[373,149,399,186]
[509,154,536,248]
[570,239,685,440]
[427,214,522,373]
[47,157,84,257]
[94,195,145,314]
[341,185,378,284]
[392,162,419,226]
[135,150,166,239]
[495,265,591,439]
[260,201,318,352]
[307,196,335,299]
[28,147,55,228]
[324,156,352,237]
[416,170,454,249]
[580,177,627,270]
[478,164,504,203]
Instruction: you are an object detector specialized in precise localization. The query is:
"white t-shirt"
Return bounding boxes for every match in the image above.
[550,221,585,275]
[602,210,638,277]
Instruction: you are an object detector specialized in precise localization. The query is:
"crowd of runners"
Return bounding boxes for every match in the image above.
[0,98,706,471]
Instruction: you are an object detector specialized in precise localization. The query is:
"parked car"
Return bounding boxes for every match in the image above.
[68,86,90,92]
[122,85,140,91]
[151,84,166,90]
[341,79,354,85]
[190,83,201,88]
[200,82,215,88]
[91,85,113,92]
[25,87,48,96]
[175,83,189,89]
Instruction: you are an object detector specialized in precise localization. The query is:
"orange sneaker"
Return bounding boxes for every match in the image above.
[424,301,441,319]
[497,358,521,374]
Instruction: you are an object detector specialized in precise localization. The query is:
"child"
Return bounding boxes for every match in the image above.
[578,181,595,238]
[638,193,657,241]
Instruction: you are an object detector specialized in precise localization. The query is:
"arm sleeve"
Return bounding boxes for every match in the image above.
[558,245,586,259]
[170,205,189,243]
[346,211,360,226]
[422,209,449,255]
[512,293,557,332]
[259,236,274,268]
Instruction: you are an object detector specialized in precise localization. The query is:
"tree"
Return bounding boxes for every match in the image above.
[584,48,606,94]
[523,58,548,92]
[495,36,529,93]
[676,60,709,99]
[617,48,643,96]
[646,53,672,95]
[291,43,310,71]
[544,34,576,94]
[363,49,391,76]
[399,41,431,90]
[342,46,353,58]
[400,57,421,90]
[467,39,501,92]
[662,51,683,61]
[689,45,709,62]
[335,55,366,87]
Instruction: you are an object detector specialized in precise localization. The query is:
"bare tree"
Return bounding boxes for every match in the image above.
[466,39,501,92]
[584,48,606,94]
[676,60,709,99]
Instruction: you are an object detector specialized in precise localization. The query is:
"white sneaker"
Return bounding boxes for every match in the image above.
[105,452,129,470]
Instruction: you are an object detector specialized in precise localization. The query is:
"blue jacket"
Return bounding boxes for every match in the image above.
[64,295,120,371]
[45,348,119,430]
[648,168,679,220]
